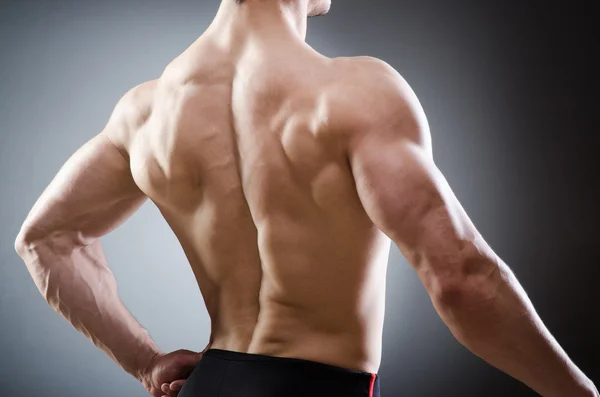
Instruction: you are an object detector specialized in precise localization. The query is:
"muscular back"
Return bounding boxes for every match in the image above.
[18,5,598,393]
[114,38,391,372]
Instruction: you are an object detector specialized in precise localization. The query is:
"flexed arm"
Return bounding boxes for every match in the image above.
[346,59,597,397]
[14,87,160,381]
[15,82,205,397]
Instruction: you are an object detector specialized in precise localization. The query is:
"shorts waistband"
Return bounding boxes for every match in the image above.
[203,349,377,377]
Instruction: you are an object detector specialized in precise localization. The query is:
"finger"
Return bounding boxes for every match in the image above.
[169,380,185,397]
[170,380,185,391]
[161,383,171,394]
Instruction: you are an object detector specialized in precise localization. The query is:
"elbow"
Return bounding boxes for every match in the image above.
[15,225,59,258]
[431,277,472,309]
[430,253,504,308]
[15,226,47,258]
[15,227,33,258]
[433,280,480,309]
[16,225,87,259]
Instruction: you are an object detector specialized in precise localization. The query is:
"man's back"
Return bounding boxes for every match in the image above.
[115,33,390,373]
[15,1,598,396]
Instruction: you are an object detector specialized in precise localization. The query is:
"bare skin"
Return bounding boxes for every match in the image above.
[15,1,598,397]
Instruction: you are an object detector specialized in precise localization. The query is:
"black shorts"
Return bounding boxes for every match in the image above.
[178,349,380,397]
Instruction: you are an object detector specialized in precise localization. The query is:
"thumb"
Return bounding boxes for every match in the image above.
[177,350,204,370]
[187,350,207,363]
[189,350,206,363]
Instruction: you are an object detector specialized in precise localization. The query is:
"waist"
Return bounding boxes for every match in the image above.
[208,292,384,373]
[210,327,381,374]
[190,349,380,397]
[204,349,375,376]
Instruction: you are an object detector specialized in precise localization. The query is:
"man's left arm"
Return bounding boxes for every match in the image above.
[14,95,160,383]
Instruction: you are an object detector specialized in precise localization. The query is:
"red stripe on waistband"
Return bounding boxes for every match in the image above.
[369,373,376,397]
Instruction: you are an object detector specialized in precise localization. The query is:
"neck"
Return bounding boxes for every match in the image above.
[207,0,310,45]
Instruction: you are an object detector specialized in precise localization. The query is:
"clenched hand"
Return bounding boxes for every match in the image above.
[140,349,205,397]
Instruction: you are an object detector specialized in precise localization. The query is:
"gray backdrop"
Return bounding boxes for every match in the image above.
[1,1,598,396]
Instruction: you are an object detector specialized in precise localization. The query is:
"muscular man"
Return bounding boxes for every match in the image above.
[15,1,598,396]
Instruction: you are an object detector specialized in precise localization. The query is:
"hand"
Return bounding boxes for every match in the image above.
[140,349,204,397]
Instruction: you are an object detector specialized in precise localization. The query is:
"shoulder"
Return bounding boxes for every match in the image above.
[332,56,410,103]
[330,56,430,148]
[104,80,158,157]
[334,56,399,81]
[110,80,158,127]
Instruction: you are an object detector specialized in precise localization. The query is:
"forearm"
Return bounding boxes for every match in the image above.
[16,234,161,380]
[433,261,595,397]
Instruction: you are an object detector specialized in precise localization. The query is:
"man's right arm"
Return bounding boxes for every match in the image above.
[345,59,597,397]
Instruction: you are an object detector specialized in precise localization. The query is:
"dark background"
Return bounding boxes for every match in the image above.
[0,1,597,396]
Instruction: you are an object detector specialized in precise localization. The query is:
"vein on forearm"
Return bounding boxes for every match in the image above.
[20,234,159,376]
